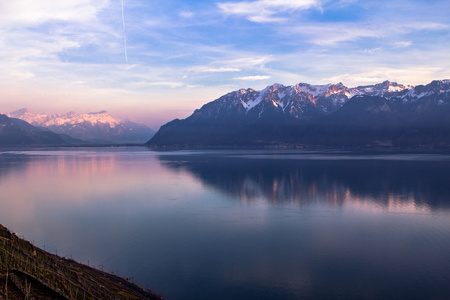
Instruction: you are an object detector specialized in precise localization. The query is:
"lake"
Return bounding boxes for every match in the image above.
[0,148,449,299]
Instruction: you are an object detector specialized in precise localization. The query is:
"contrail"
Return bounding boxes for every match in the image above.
[121,0,128,62]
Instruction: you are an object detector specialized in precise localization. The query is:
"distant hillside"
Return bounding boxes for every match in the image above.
[0,114,67,146]
[147,80,450,149]
[8,109,155,144]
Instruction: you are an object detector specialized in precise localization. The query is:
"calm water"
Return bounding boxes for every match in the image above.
[0,148,449,299]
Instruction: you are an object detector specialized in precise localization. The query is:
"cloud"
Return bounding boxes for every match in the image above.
[217,0,321,23]
[179,11,194,18]
[406,22,448,31]
[0,33,82,63]
[130,81,202,89]
[222,55,274,69]
[192,66,242,73]
[289,24,381,45]
[287,21,448,46]
[1,0,449,129]
[234,75,271,81]
[394,41,412,48]
[0,0,108,25]
[362,47,383,54]
[131,81,185,88]
[0,0,113,65]
[8,71,35,79]
[324,67,445,86]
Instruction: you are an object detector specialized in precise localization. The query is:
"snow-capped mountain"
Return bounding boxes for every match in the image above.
[8,109,122,127]
[187,80,449,122]
[0,114,68,146]
[8,109,155,144]
[148,79,450,148]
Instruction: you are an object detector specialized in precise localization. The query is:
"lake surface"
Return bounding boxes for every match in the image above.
[0,148,449,299]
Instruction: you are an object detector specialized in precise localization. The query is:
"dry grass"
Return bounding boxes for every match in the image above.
[0,224,162,300]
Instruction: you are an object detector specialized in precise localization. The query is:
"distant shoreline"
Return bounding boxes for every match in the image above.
[1,143,450,154]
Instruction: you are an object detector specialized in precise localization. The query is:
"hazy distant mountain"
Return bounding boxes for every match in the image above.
[8,109,155,144]
[147,80,450,148]
[0,114,67,146]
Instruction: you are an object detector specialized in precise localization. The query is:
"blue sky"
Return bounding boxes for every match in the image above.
[0,0,449,128]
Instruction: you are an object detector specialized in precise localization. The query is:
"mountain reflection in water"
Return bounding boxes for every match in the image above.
[159,152,450,212]
[1,149,449,299]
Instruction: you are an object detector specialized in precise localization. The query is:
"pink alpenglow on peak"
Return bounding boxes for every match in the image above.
[7,109,155,144]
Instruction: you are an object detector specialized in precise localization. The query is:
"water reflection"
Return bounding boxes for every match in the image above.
[0,153,30,178]
[0,149,195,228]
[159,153,450,212]
[1,149,449,299]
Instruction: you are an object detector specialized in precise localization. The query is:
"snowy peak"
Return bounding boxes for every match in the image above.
[349,81,412,98]
[401,79,450,100]
[8,109,121,128]
[188,79,450,123]
[148,78,450,148]
[240,82,350,117]
[6,109,155,144]
[291,83,327,97]
[63,111,121,128]
[9,108,32,116]
[373,80,410,94]
[9,108,51,126]
[416,79,450,93]
[0,114,67,146]
[325,83,348,96]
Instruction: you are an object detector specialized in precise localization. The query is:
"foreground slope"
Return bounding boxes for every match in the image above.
[0,224,161,299]
[147,80,450,148]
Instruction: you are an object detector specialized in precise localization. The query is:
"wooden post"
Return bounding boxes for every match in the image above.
[5,271,8,299]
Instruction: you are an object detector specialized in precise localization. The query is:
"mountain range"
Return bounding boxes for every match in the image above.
[147,79,450,148]
[0,114,68,146]
[6,109,155,145]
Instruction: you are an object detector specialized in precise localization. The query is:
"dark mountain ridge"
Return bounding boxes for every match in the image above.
[147,79,450,148]
[0,114,68,146]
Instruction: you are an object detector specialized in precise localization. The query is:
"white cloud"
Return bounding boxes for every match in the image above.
[290,24,381,45]
[406,22,448,31]
[217,0,321,23]
[179,11,194,18]
[131,81,185,88]
[222,55,274,69]
[234,75,271,80]
[394,41,412,48]
[287,21,448,46]
[0,0,108,25]
[192,66,242,73]
[0,33,82,63]
[337,0,358,5]
[324,67,445,86]
[1,0,449,129]
[0,0,113,65]
[362,47,383,54]
[8,71,35,79]
[130,81,202,89]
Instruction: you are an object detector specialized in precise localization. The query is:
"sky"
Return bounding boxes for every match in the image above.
[0,0,449,129]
